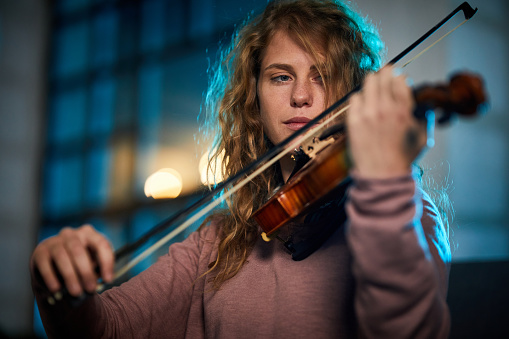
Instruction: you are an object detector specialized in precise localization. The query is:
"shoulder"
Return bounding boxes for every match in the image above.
[419,188,452,266]
[168,218,221,262]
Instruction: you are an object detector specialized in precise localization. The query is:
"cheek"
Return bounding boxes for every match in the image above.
[258,83,285,116]
[257,84,274,127]
[259,100,273,138]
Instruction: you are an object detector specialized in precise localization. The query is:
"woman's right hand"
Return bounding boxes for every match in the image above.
[30,224,114,297]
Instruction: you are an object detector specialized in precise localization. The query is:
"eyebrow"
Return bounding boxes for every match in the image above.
[263,63,318,73]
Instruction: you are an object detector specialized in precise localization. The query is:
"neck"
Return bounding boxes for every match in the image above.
[280,154,296,183]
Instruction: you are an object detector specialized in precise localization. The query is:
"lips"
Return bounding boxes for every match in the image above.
[283,117,313,131]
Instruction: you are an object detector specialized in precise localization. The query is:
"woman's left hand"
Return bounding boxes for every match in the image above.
[347,66,430,179]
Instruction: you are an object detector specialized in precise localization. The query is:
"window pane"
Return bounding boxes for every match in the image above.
[189,0,214,38]
[118,4,138,60]
[135,63,163,196]
[163,53,207,125]
[85,141,112,209]
[115,72,136,129]
[48,87,87,144]
[92,8,118,67]
[43,155,84,218]
[140,0,166,52]
[138,63,163,128]
[90,75,115,135]
[52,20,90,78]
[167,1,185,45]
[215,0,256,29]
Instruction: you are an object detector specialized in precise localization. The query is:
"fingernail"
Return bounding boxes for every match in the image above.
[392,67,403,77]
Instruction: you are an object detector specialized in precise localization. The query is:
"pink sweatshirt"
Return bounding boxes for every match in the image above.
[33,174,451,338]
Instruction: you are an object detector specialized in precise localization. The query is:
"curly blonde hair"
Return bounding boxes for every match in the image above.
[200,0,384,289]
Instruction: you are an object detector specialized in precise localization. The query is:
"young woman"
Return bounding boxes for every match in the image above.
[31,0,451,337]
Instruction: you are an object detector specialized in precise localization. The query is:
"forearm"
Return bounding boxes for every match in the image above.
[32,225,215,338]
[346,172,450,338]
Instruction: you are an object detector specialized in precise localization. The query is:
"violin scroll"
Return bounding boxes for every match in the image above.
[413,72,488,124]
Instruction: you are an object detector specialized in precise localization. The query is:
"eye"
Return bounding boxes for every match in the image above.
[312,73,325,84]
[271,75,292,83]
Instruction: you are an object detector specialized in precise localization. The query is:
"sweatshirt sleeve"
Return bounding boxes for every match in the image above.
[345,171,451,339]
[32,224,218,339]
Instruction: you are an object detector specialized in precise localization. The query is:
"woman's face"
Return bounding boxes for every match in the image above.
[257,30,326,146]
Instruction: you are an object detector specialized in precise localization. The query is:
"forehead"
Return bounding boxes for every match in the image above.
[260,30,324,68]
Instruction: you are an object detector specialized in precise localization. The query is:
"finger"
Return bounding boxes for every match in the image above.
[378,67,394,117]
[82,226,115,283]
[64,233,98,294]
[32,248,61,293]
[50,243,83,296]
[391,73,413,114]
[348,93,362,123]
[362,72,378,118]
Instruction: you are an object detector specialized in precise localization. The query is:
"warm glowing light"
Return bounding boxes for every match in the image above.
[144,168,183,199]
[199,149,226,186]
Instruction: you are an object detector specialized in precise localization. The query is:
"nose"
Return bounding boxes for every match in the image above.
[291,80,313,108]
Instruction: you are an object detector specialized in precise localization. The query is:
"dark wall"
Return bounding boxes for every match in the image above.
[448,260,509,339]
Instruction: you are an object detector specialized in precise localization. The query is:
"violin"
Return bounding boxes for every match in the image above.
[253,72,488,239]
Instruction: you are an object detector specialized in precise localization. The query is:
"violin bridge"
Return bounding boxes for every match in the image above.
[300,136,335,159]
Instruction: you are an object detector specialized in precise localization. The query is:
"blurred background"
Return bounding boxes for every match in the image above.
[0,0,507,337]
